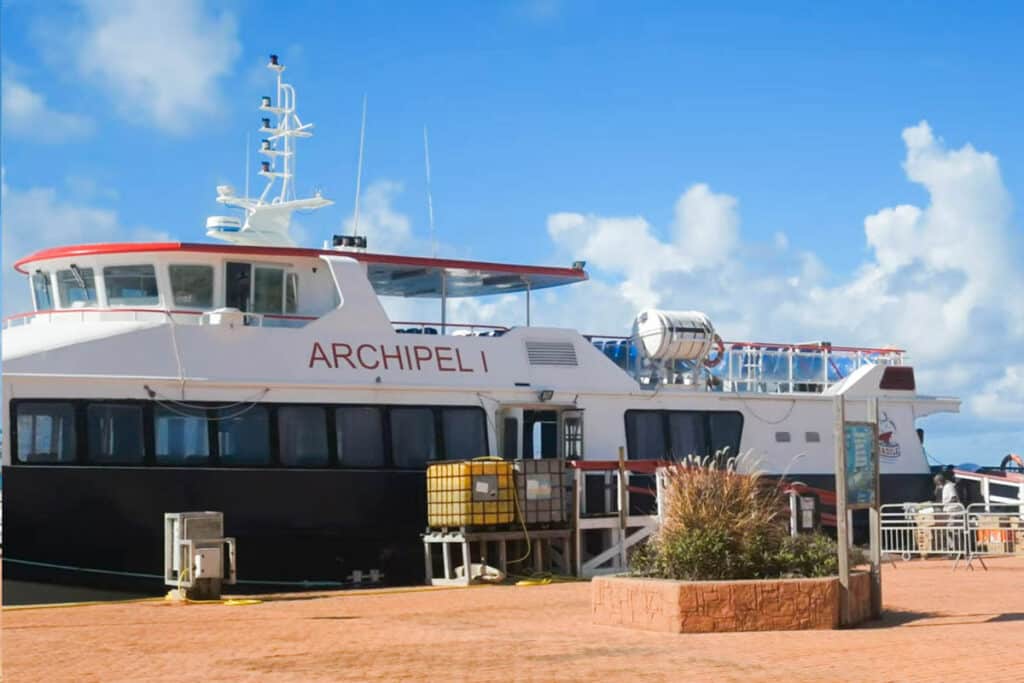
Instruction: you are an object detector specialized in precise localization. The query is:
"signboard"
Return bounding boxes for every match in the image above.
[844,422,878,506]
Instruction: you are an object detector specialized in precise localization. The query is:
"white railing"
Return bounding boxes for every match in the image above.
[391,321,510,337]
[584,335,906,394]
[880,501,1024,569]
[3,308,318,330]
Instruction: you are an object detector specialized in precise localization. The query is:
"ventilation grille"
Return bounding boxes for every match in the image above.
[525,341,578,367]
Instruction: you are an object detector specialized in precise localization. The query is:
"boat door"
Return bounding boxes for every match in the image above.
[497,407,583,460]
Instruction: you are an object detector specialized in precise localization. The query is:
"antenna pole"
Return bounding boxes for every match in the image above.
[424,125,437,258]
[244,132,251,200]
[352,95,367,236]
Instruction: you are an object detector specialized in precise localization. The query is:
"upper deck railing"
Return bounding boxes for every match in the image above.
[585,334,905,394]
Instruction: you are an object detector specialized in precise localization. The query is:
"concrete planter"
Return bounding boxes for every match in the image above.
[592,572,872,633]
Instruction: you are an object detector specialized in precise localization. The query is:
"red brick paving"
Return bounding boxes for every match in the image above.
[3,557,1023,682]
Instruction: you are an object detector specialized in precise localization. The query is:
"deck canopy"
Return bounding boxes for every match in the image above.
[12,242,588,299]
[364,258,587,298]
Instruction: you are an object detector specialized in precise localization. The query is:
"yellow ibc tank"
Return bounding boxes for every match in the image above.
[427,459,515,528]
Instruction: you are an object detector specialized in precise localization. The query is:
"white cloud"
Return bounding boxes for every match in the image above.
[340,180,414,254]
[37,0,241,134]
[1,74,93,142]
[545,121,1024,429]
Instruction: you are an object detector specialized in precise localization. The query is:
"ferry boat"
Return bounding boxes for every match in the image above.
[1,56,959,591]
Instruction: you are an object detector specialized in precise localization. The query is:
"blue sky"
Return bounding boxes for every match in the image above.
[3,1,1023,464]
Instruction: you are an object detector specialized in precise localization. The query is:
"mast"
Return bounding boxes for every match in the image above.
[206,54,333,247]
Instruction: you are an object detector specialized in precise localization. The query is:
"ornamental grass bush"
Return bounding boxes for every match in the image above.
[630,453,842,581]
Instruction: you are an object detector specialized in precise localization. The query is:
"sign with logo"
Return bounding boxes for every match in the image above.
[878,411,901,459]
[844,422,878,506]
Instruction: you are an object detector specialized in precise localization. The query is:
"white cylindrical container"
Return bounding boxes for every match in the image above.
[633,309,715,361]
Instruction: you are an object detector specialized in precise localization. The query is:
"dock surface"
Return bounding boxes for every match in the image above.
[3,557,1022,682]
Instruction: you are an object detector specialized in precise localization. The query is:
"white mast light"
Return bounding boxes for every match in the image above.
[206,52,332,246]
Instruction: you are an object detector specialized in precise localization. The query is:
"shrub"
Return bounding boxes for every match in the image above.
[629,453,842,581]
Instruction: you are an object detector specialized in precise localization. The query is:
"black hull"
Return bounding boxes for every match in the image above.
[2,465,428,598]
[2,466,934,601]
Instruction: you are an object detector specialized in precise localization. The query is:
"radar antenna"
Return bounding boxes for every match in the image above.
[206,53,333,246]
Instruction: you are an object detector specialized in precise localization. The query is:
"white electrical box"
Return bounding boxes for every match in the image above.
[194,547,224,579]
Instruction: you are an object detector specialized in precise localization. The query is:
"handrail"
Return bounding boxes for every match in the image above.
[3,307,319,328]
[391,320,510,332]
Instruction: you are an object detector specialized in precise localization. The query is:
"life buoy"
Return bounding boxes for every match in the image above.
[704,335,726,368]
[1000,453,1023,471]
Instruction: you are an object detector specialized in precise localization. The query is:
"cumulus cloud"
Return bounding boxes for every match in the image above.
[35,0,241,134]
[1,73,94,142]
[545,121,1023,429]
[340,181,414,254]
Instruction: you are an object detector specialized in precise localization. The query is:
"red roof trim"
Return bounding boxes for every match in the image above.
[12,241,589,280]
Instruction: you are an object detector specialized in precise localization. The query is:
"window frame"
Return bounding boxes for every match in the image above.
[168,263,216,310]
[8,400,490,471]
[55,266,99,308]
[31,270,54,311]
[12,400,79,465]
[85,402,147,465]
[623,409,744,464]
[102,264,161,307]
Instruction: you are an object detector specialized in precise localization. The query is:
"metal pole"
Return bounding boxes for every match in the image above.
[834,394,850,626]
[440,271,447,335]
[869,398,882,618]
[526,281,531,327]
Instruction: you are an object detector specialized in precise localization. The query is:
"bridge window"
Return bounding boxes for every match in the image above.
[154,406,210,465]
[104,265,159,306]
[286,272,299,313]
[442,407,487,460]
[87,404,145,464]
[56,266,97,308]
[217,406,271,465]
[32,271,53,310]
[169,265,214,308]
[253,266,284,314]
[15,402,76,463]
[278,406,329,467]
[335,406,385,468]
[390,407,436,468]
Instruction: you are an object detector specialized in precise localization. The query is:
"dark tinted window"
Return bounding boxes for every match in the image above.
[625,411,666,460]
[217,406,271,465]
[502,417,518,459]
[668,411,706,459]
[278,406,328,466]
[335,406,385,468]
[169,265,214,308]
[154,406,210,465]
[442,408,487,460]
[390,407,436,468]
[16,402,76,463]
[709,412,744,459]
[104,265,159,305]
[87,404,145,463]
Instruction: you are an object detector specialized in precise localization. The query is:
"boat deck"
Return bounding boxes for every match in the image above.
[3,557,1023,682]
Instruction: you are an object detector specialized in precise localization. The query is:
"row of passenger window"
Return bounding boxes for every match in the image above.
[624,409,744,461]
[31,262,298,314]
[12,400,488,469]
